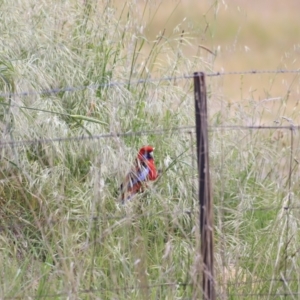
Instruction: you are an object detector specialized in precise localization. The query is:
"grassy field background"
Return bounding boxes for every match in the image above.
[138,0,300,95]
[136,0,300,123]
[0,0,300,299]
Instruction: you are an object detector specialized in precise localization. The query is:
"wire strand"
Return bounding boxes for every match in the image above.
[0,124,298,149]
[0,69,299,98]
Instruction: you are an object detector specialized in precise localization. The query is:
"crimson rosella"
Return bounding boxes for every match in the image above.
[120,145,159,204]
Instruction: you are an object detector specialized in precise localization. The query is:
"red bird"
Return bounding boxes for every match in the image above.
[120,145,159,204]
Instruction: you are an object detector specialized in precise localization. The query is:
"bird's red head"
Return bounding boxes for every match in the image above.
[137,145,155,161]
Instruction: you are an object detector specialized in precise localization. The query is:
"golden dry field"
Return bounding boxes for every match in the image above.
[129,0,300,122]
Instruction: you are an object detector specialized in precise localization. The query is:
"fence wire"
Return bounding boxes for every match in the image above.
[2,279,300,300]
[0,124,299,149]
[0,68,299,98]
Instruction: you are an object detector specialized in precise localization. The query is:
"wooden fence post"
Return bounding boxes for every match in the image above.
[194,72,215,300]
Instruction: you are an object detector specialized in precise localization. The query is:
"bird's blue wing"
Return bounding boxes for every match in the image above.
[130,166,150,186]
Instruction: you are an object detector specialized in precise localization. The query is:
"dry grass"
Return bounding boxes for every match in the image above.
[133,0,300,122]
[0,0,300,299]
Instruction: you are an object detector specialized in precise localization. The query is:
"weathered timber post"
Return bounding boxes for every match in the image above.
[194,72,215,300]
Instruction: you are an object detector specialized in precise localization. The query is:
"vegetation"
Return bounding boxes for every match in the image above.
[0,0,300,299]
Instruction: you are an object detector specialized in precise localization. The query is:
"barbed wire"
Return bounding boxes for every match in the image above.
[2,279,300,299]
[233,293,300,297]
[206,69,300,77]
[0,124,299,149]
[1,203,300,234]
[0,126,195,149]
[1,282,192,299]
[225,278,300,287]
[0,69,299,98]
[0,211,294,245]
[211,124,299,130]
[0,208,194,232]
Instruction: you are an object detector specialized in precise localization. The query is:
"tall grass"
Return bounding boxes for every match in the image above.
[1,0,300,299]
[0,1,204,299]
